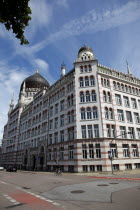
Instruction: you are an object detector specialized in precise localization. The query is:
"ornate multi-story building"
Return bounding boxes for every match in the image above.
[1,46,140,172]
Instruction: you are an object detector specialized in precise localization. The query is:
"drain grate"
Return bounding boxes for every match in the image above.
[22,187,31,189]
[71,190,85,194]
[109,183,119,185]
[97,184,109,186]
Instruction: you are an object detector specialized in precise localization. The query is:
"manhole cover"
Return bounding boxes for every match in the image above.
[71,190,85,194]
[97,184,109,186]
[22,187,31,189]
[109,183,119,185]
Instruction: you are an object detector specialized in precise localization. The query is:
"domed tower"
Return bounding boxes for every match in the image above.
[19,70,50,106]
[77,45,94,62]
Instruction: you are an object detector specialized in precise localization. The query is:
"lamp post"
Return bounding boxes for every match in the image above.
[109,131,132,174]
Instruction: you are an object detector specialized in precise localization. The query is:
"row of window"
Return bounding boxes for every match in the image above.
[81,107,98,120]
[79,76,95,87]
[115,94,140,109]
[80,65,92,73]
[80,91,96,103]
[81,124,99,138]
[113,81,140,96]
[117,109,140,124]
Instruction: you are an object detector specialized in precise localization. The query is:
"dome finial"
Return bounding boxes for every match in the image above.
[36,69,39,73]
[126,61,132,75]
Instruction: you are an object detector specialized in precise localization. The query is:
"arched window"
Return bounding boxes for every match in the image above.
[121,84,124,91]
[88,64,92,72]
[91,90,96,102]
[105,107,109,119]
[107,80,110,87]
[103,91,107,102]
[80,66,83,73]
[125,85,128,92]
[84,65,87,72]
[90,76,95,86]
[109,108,113,119]
[136,88,138,95]
[93,107,98,119]
[67,96,71,107]
[87,107,92,119]
[71,94,74,106]
[117,82,120,90]
[86,91,90,102]
[104,79,107,86]
[80,92,85,102]
[71,110,74,122]
[101,78,104,86]
[81,108,86,120]
[132,87,135,94]
[128,86,131,93]
[85,76,89,86]
[107,92,111,102]
[113,81,116,89]
[80,77,84,87]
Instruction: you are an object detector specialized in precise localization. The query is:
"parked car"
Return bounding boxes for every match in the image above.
[0,166,4,171]
[6,166,17,172]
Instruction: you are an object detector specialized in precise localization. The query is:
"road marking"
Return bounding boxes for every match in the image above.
[3,194,20,205]
[53,202,60,206]
[88,176,140,181]
[0,181,7,184]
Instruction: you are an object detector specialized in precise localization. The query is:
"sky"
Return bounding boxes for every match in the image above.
[0,0,140,141]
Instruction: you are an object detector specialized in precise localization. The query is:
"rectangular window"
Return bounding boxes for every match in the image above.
[83,165,88,172]
[60,115,64,127]
[113,164,119,171]
[55,103,59,114]
[117,110,124,121]
[82,144,87,159]
[87,125,93,138]
[128,127,135,139]
[89,144,94,158]
[120,126,126,138]
[68,127,74,140]
[132,144,139,157]
[60,147,64,160]
[134,113,140,124]
[49,134,52,145]
[134,163,140,169]
[96,144,101,158]
[81,125,86,138]
[60,130,64,142]
[54,117,58,129]
[49,120,53,130]
[69,145,74,159]
[123,96,130,107]
[110,144,117,158]
[125,164,132,170]
[126,111,133,123]
[115,94,122,105]
[54,132,58,143]
[97,165,102,171]
[50,106,53,117]
[90,165,95,171]
[94,124,99,137]
[131,98,137,109]
[122,144,129,157]
[137,128,140,139]
[106,124,111,137]
[60,100,64,111]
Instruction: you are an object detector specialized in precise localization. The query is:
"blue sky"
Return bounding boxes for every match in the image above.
[0,0,140,140]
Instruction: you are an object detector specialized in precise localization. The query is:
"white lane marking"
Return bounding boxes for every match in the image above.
[3,194,20,205]
[0,181,7,184]
[53,202,60,206]
[45,199,53,202]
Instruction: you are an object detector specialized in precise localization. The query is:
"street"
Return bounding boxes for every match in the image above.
[0,170,140,210]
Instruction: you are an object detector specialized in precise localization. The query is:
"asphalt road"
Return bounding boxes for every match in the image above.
[0,170,140,210]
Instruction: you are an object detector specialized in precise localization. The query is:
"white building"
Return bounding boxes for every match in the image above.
[1,46,140,172]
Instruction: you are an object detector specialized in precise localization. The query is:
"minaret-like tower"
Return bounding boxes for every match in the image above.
[19,81,26,107]
[61,62,66,77]
[8,94,14,116]
[126,61,132,75]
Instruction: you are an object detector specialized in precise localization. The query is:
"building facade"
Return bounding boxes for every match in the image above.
[1,46,140,172]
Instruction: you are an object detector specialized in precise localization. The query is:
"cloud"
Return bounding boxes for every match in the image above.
[54,0,69,8]
[35,58,49,72]
[0,61,29,139]
[28,1,140,54]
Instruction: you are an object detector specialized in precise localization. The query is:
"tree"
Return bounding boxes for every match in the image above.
[0,0,31,45]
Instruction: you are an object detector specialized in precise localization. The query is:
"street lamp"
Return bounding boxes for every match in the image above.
[108,131,132,174]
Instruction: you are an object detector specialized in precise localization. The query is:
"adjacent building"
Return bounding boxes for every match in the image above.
[1,46,140,172]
